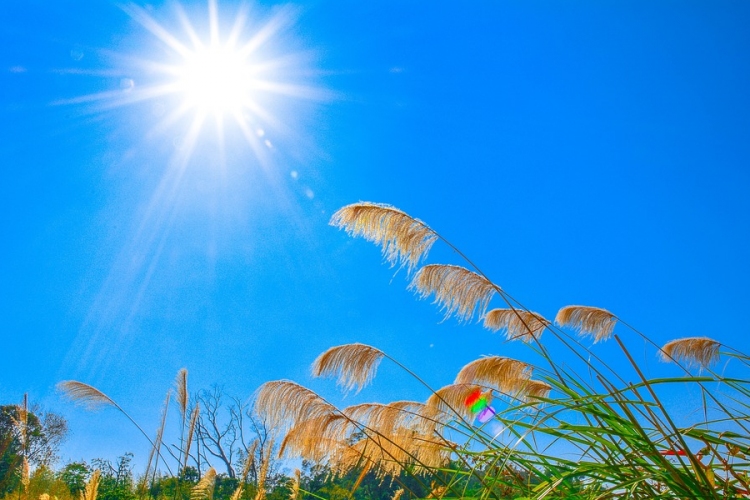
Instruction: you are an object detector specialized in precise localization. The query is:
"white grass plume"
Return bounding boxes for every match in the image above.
[410,264,496,322]
[330,202,437,272]
[312,343,385,393]
[555,305,617,342]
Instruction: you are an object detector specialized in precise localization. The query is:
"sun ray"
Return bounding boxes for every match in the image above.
[121,4,194,59]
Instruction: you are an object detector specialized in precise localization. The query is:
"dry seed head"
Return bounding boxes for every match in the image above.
[555,305,617,342]
[660,337,721,369]
[427,383,486,422]
[330,202,437,272]
[14,394,28,449]
[344,401,423,437]
[455,356,532,394]
[484,309,549,342]
[83,470,100,500]
[279,414,351,462]
[40,494,50,500]
[521,380,552,401]
[175,368,188,420]
[410,264,496,322]
[289,469,300,500]
[21,457,30,489]
[391,489,404,500]
[254,381,336,434]
[312,343,385,393]
[229,486,243,500]
[191,468,216,500]
[57,381,117,411]
[183,404,200,470]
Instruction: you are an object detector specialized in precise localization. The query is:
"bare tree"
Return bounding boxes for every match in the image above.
[194,386,240,478]
[191,385,280,488]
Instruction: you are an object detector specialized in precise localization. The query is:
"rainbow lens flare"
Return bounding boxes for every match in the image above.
[464,389,496,423]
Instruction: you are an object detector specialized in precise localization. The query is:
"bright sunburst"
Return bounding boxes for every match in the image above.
[62,0,326,166]
[176,44,256,116]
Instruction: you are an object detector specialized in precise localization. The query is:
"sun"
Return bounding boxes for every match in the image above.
[176,44,257,117]
[56,0,329,167]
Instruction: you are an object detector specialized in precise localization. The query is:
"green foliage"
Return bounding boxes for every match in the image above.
[58,461,91,496]
[0,404,68,497]
[93,454,137,500]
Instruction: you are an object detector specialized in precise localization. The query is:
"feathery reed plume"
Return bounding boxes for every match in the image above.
[427,483,447,499]
[345,401,426,437]
[555,305,617,342]
[454,356,532,394]
[391,488,404,500]
[255,381,337,434]
[343,400,448,474]
[183,404,200,470]
[521,380,552,400]
[176,368,188,421]
[20,456,29,491]
[17,394,28,450]
[312,343,385,393]
[410,264,496,322]
[484,308,549,341]
[254,439,274,500]
[427,383,486,421]
[289,469,300,500]
[229,486,243,500]
[660,337,721,369]
[57,381,117,410]
[243,440,258,480]
[82,470,100,500]
[191,467,216,500]
[40,494,50,500]
[279,414,350,462]
[330,202,437,272]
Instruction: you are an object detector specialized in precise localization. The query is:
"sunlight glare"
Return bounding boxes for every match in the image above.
[177,45,255,115]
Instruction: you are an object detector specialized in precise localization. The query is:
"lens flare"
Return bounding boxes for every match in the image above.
[464,389,496,424]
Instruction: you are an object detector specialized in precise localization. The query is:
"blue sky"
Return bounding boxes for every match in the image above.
[1,0,749,469]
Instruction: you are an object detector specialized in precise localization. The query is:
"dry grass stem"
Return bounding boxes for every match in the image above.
[255,381,337,434]
[660,337,721,369]
[391,488,404,500]
[410,264,496,322]
[312,343,385,393]
[57,381,117,410]
[484,308,549,342]
[454,356,532,394]
[191,468,216,500]
[555,305,617,342]
[330,202,437,272]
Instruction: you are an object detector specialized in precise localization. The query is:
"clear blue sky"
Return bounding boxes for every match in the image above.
[1,0,749,469]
